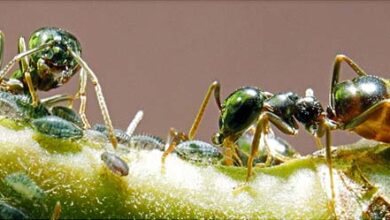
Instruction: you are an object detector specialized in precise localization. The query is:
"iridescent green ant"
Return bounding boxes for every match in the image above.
[160,82,313,171]
[0,27,118,148]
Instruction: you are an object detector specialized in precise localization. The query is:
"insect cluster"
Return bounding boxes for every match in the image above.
[0,27,389,218]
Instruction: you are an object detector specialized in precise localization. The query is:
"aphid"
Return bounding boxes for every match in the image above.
[92,124,131,145]
[14,94,50,120]
[236,126,300,166]
[4,172,45,200]
[32,116,83,139]
[128,135,165,151]
[101,151,129,176]
[50,106,84,128]
[161,82,223,164]
[174,140,223,165]
[0,201,28,219]
[0,27,118,149]
[0,91,50,121]
[92,110,144,145]
[0,91,25,119]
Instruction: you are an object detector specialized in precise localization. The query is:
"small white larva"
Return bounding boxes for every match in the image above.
[101,152,129,176]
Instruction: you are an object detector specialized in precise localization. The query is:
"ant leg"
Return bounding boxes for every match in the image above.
[221,136,236,166]
[41,94,74,108]
[69,50,118,148]
[17,37,29,72]
[0,30,4,68]
[246,113,267,182]
[76,68,90,128]
[315,137,324,149]
[267,112,298,135]
[50,201,61,220]
[330,54,368,109]
[250,112,298,171]
[161,128,187,162]
[188,81,221,140]
[0,41,54,82]
[18,37,39,106]
[324,122,337,216]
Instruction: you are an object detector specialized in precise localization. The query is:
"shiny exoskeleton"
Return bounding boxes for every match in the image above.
[210,85,324,181]
[161,81,321,178]
[314,54,390,212]
[0,27,118,149]
[329,75,390,142]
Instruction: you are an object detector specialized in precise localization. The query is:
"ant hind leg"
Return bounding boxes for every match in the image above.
[188,81,221,140]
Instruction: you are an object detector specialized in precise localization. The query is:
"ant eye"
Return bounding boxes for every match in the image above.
[212,133,224,145]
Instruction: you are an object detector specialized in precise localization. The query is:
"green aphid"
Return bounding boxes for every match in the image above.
[0,201,28,219]
[0,92,50,121]
[128,135,165,151]
[92,124,131,144]
[50,106,84,128]
[14,95,50,119]
[0,92,25,119]
[32,116,83,139]
[174,140,223,165]
[4,172,45,200]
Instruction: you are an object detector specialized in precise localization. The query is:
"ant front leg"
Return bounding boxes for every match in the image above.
[246,112,299,181]
[68,49,118,148]
[161,128,188,162]
[18,37,39,106]
[330,54,368,110]
[0,40,54,83]
[321,120,337,216]
[188,80,221,140]
[246,113,266,182]
[41,94,75,109]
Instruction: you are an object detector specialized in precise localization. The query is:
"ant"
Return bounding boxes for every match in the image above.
[161,81,323,176]
[0,27,118,148]
[311,54,390,212]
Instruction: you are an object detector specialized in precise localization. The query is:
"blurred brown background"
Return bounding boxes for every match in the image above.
[0,1,389,154]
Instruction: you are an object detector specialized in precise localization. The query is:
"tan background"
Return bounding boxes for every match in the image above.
[0,1,389,154]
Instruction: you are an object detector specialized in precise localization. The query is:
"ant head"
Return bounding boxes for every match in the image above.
[294,89,324,135]
[29,27,82,91]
